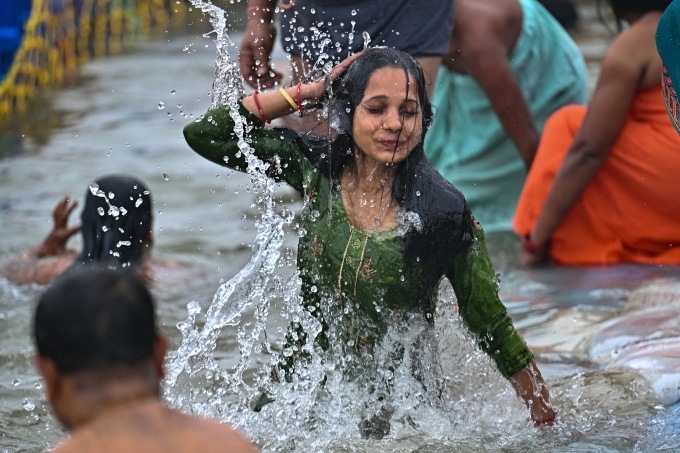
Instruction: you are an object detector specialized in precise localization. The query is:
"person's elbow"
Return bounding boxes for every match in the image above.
[569,138,609,167]
[183,122,202,152]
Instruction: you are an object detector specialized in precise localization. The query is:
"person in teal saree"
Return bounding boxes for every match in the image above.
[184,48,557,430]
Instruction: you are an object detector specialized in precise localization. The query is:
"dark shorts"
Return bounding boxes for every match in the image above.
[279,0,454,66]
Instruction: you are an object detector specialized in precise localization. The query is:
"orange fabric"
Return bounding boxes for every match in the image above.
[513,86,680,265]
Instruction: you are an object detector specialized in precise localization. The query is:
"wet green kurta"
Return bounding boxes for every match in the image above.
[184,104,533,378]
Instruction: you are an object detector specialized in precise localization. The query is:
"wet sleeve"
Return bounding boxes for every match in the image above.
[183,102,314,193]
[446,224,534,378]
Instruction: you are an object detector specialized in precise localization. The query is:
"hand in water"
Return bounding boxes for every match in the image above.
[239,15,283,89]
[510,361,559,427]
[29,197,81,258]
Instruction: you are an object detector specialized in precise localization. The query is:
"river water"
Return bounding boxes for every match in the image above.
[1,2,680,452]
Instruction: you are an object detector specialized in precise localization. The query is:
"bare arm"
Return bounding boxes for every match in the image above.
[241,52,362,121]
[510,361,557,425]
[29,197,81,258]
[456,3,538,167]
[528,27,650,249]
[239,0,282,89]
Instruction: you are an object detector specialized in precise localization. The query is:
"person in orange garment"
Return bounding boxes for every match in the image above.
[34,267,259,453]
[513,0,680,266]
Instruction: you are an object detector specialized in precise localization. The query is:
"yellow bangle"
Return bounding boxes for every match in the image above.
[278,87,298,111]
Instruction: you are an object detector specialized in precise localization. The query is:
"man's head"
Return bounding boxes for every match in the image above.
[33,268,167,429]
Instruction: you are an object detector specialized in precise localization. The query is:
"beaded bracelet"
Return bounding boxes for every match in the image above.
[252,90,270,124]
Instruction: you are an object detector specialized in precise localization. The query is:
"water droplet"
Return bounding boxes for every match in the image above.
[22,398,35,412]
[170,90,176,94]
[163,173,169,181]
[116,241,131,248]
[97,207,105,216]
[351,9,357,15]
[102,226,108,232]
[298,227,307,237]
[34,382,43,390]
[158,101,165,109]
[310,285,317,293]
[12,378,21,387]
[187,301,201,315]
[416,191,421,197]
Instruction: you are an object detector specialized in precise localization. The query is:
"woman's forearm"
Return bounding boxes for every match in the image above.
[241,84,320,122]
[530,142,608,246]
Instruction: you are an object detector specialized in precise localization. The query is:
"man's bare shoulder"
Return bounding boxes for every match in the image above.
[52,401,258,453]
[455,0,521,31]
[454,0,522,53]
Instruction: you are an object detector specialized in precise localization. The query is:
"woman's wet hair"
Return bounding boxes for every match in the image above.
[598,0,672,29]
[34,267,157,374]
[280,48,473,308]
[75,175,152,270]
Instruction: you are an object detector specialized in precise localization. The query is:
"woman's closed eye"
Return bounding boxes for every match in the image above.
[362,106,419,116]
[364,106,385,115]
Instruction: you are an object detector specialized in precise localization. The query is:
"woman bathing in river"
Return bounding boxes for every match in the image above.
[184,48,557,429]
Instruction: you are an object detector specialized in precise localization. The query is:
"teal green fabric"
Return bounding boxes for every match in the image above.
[184,104,534,378]
[657,0,680,135]
[425,0,587,232]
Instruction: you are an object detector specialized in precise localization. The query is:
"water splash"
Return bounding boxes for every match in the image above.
[163,0,295,428]
[161,3,672,452]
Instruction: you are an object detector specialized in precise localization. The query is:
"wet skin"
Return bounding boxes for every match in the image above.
[341,67,422,233]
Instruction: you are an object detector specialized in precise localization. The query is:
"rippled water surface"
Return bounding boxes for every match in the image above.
[1,2,680,452]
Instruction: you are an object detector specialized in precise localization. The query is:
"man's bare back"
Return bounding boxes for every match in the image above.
[54,400,257,453]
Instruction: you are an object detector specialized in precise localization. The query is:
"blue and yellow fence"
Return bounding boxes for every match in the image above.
[0,0,188,121]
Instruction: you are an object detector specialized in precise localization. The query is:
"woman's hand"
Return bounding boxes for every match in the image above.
[509,361,559,426]
[307,51,364,100]
[29,197,81,259]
